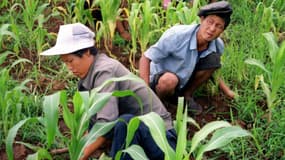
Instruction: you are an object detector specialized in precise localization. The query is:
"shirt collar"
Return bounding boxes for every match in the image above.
[189,24,200,50]
[189,24,217,54]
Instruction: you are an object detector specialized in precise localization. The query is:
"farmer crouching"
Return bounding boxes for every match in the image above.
[40,23,176,160]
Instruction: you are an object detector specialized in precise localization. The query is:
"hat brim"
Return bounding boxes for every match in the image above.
[40,40,94,56]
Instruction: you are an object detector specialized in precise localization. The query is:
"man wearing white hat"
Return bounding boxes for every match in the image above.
[41,23,176,160]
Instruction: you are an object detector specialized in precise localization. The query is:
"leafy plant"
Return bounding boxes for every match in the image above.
[6,74,144,160]
[245,32,285,122]
[0,51,39,147]
[0,24,16,51]
[72,0,95,28]
[118,97,252,160]
[95,0,121,58]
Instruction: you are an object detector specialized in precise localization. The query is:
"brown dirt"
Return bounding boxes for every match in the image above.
[0,144,33,160]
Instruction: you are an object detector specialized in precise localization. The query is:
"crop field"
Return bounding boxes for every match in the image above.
[0,0,285,160]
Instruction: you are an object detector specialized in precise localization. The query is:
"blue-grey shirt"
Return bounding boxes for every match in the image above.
[144,24,224,89]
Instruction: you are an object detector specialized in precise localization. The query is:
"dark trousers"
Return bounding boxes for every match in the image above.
[107,114,177,160]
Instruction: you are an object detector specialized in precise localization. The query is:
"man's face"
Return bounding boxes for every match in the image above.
[60,50,93,79]
[199,15,225,42]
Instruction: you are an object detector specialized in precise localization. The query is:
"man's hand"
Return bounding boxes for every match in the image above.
[218,78,235,99]
[80,136,107,160]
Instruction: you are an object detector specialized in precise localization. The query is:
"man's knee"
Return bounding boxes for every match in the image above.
[156,72,179,93]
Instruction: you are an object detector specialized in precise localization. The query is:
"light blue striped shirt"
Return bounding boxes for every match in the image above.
[145,24,224,89]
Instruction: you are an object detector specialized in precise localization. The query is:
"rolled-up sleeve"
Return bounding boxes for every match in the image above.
[144,28,177,63]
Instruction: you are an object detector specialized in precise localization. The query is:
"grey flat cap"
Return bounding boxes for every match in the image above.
[198,1,233,29]
[198,1,232,17]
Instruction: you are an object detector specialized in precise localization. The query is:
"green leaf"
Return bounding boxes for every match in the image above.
[263,32,278,61]
[112,90,143,114]
[60,91,74,130]
[76,120,118,160]
[43,91,60,148]
[6,118,40,160]
[77,92,113,139]
[0,51,12,65]
[9,58,32,71]
[122,145,149,160]
[93,74,145,93]
[245,58,269,74]
[190,121,231,153]
[175,97,184,133]
[26,148,52,160]
[196,126,252,160]
[175,106,188,160]
[258,75,272,108]
[138,112,175,160]
[125,117,140,148]
[73,91,84,120]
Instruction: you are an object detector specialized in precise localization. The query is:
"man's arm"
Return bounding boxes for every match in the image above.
[81,136,107,160]
[139,54,151,85]
[218,78,235,99]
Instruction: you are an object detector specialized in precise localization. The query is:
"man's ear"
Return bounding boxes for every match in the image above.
[200,16,205,22]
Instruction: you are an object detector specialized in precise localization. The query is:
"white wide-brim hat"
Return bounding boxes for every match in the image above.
[40,23,95,56]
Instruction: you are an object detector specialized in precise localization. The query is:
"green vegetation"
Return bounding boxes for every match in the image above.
[0,0,285,159]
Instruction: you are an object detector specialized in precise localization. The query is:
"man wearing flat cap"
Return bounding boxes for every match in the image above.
[139,1,235,115]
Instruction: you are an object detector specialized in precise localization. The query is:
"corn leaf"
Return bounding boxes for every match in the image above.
[125,117,140,148]
[6,117,40,160]
[122,144,149,160]
[138,112,175,160]
[175,106,187,160]
[245,58,269,74]
[196,126,252,160]
[43,91,60,148]
[77,92,113,139]
[190,121,231,153]
[262,32,278,61]
[26,148,52,160]
[60,91,74,131]
[77,120,118,160]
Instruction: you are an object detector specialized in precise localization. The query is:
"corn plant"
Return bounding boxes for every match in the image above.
[245,32,285,122]
[0,24,16,51]
[254,2,274,33]
[0,51,38,147]
[95,0,121,58]
[128,2,140,72]
[128,0,161,72]
[163,0,199,27]
[8,4,22,54]
[6,74,145,160]
[137,0,160,54]
[0,0,9,9]
[72,0,95,28]
[119,97,252,160]
[176,0,200,25]
[8,0,52,57]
